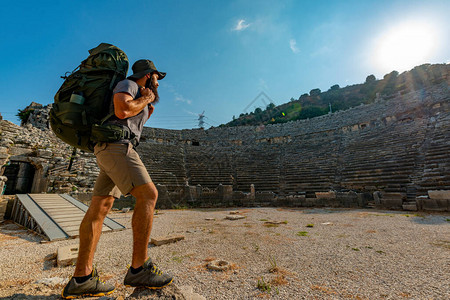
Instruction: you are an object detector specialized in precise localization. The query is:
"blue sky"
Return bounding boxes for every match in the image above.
[0,0,448,129]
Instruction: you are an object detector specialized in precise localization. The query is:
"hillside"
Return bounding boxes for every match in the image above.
[223,63,449,127]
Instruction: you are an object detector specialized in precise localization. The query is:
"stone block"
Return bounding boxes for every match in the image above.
[416,196,432,211]
[428,190,450,200]
[255,191,276,201]
[150,235,185,246]
[179,286,206,300]
[422,199,446,211]
[436,199,448,211]
[250,184,255,199]
[381,198,403,209]
[9,147,33,156]
[304,198,316,207]
[274,196,290,206]
[0,138,13,146]
[226,215,245,220]
[364,186,377,191]
[155,184,170,208]
[36,149,52,158]
[241,198,255,207]
[57,245,78,267]
[183,185,197,202]
[323,198,341,207]
[382,192,406,200]
[315,191,336,199]
[402,203,417,211]
[357,193,370,207]
[218,184,233,203]
[314,198,325,206]
[373,191,382,205]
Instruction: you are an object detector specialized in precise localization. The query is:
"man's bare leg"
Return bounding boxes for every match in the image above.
[73,195,115,277]
[130,182,158,268]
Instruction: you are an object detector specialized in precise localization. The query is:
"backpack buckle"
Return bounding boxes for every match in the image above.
[121,126,135,140]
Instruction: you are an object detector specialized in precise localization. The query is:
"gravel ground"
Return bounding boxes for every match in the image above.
[0,207,449,299]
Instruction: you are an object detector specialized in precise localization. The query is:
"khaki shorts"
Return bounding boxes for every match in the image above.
[93,143,152,198]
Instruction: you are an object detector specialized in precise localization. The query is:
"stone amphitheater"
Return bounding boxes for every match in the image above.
[0,83,449,213]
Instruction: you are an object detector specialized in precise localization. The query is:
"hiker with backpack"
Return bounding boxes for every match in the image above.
[59,54,173,298]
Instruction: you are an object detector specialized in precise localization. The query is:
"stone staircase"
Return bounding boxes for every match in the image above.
[282,133,338,194]
[233,145,281,192]
[338,119,424,192]
[416,112,450,194]
[184,146,234,188]
[138,143,187,191]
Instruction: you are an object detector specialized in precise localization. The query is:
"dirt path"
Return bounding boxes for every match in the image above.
[0,207,449,299]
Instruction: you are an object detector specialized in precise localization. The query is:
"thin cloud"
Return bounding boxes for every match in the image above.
[183,109,198,116]
[290,39,300,54]
[165,83,193,105]
[233,19,251,31]
[174,94,192,105]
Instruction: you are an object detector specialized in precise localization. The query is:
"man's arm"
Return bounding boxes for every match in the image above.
[148,104,154,118]
[114,87,155,119]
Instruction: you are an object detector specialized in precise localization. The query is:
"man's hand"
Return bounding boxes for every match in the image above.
[148,104,154,118]
[140,87,154,100]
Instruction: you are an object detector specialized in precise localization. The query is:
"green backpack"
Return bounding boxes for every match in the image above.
[50,43,130,152]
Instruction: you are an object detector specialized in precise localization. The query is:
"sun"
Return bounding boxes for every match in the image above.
[375,21,438,73]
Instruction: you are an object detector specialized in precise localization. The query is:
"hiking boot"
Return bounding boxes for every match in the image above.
[61,267,115,299]
[124,258,173,289]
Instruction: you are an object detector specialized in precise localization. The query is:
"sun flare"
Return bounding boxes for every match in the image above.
[375,21,438,73]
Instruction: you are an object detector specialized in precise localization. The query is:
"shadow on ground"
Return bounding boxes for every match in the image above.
[128,284,186,299]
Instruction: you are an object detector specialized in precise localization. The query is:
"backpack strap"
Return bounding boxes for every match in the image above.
[100,112,115,125]
[109,73,117,90]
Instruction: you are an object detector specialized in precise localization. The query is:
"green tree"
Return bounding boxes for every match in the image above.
[296,106,327,119]
[329,84,340,91]
[16,108,33,125]
[365,74,376,83]
[309,88,321,97]
[298,93,309,101]
[266,103,275,110]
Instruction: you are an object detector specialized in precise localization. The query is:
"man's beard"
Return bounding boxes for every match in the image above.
[146,78,160,104]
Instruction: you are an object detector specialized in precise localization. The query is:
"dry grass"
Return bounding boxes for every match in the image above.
[0,234,19,241]
[431,240,450,249]
[203,257,216,262]
[270,274,288,286]
[0,279,34,289]
[263,223,279,228]
[311,284,338,295]
[399,292,412,298]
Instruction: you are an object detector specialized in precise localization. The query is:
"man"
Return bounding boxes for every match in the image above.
[62,59,173,299]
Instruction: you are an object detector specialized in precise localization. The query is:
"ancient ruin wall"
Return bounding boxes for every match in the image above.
[0,84,449,210]
[139,84,450,208]
[0,121,98,198]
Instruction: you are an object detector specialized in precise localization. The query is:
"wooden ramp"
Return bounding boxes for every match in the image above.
[5,194,125,241]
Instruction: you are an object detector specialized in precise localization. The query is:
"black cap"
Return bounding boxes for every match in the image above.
[127,59,166,80]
